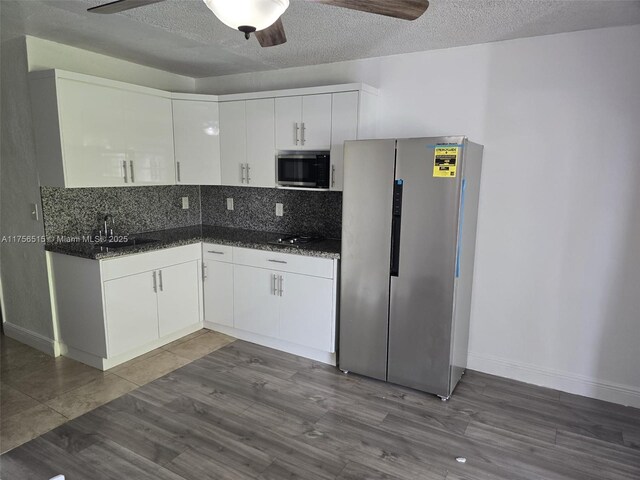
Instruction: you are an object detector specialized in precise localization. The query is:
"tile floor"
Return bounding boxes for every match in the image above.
[0,330,235,453]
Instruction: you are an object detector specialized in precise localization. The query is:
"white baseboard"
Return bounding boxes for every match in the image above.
[60,322,204,371]
[3,322,60,356]
[204,322,336,366]
[468,352,640,409]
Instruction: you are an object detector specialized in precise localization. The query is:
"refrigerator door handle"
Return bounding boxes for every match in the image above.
[390,179,403,277]
[390,216,401,276]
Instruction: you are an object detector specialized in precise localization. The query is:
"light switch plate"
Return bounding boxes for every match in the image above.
[226,198,234,211]
[275,203,283,217]
[181,197,189,209]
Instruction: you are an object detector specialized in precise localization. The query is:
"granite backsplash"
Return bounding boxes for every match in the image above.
[201,186,342,239]
[41,185,342,243]
[41,185,201,242]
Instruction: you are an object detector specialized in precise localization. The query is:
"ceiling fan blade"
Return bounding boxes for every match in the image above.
[255,18,287,47]
[88,0,166,14]
[308,0,429,21]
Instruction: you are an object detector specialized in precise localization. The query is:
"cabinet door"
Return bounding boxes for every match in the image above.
[233,265,279,337]
[330,91,359,191]
[104,271,159,357]
[301,94,332,150]
[279,272,334,352]
[123,91,175,185]
[220,101,247,186]
[157,261,201,337]
[246,98,276,187]
[173,100,221,185]
[204,259,234,327]
[275,96,302,150]
[57,79,128,187]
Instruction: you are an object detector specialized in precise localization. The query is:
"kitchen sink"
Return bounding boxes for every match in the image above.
[95,238,158,249]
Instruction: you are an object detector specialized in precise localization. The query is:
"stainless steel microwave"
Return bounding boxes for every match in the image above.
[276,152,330,190]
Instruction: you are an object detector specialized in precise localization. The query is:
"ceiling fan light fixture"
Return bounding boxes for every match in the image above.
[203,0,289,34]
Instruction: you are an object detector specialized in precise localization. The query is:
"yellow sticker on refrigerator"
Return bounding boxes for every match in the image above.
[433,146,458,178]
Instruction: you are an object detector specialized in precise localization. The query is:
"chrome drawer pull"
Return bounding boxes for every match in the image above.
[268,259,287,264]
[208,250,225,255]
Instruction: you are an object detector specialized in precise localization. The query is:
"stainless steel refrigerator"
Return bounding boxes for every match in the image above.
[339,136,483,399]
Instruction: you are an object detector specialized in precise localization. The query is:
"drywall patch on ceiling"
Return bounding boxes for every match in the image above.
[2,0,640,77]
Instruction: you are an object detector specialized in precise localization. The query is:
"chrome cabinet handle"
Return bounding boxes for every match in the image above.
[152,271,157,293]
[177,161,181,182]
[268,259,287,264]
[129,160,135,183]
[272,273,278,295]
[207,250,225,255]
[202,262,207,281]
[301,122,306,146]
[158,270,163,291]
[246,163,251,184]
[331,164,336,188]
[294,123,299,145]
[279,275,284,296]
[123,160,128,184]
[240,163,246,184]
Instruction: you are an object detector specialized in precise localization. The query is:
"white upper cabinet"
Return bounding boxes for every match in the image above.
[245,98,276,187]
[301,94,332,150]
[220,99,275,187]
[275,94,332,150]
[330,91,359,191]
[29,70,378,190]
[275,96,302,150]
[53,78,129,187]
[172,99,221,185]
[29,70,176,188]
[219,101,247,186]
[122,89,175,185]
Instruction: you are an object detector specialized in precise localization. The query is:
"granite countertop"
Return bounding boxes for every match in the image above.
[44,225,341,260]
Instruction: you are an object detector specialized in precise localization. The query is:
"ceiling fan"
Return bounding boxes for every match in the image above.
[88,0,430,47]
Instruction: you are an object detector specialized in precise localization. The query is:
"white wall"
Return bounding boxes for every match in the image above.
[0,36,195,354]
[1,37,56,351]
[26,37,195,92]
[198,25,640,407]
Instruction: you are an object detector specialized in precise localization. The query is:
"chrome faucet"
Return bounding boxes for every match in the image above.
[103,214,113,239]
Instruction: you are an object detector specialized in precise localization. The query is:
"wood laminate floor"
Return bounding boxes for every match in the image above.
[1,340,639,480]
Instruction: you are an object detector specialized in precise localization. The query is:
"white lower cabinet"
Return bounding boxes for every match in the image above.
[104,271,159,357]
[203,245,235,327]
[48,244,202,370]
[233,265,279,337]
[157,261,201,337]
[203,245,338,364]
[279,272,333,352]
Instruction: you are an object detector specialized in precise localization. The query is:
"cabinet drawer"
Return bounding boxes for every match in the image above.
[101,243,201,281]
[203,243,233,262]
[233,247,334,279]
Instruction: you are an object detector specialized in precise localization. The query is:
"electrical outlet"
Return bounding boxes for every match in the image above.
[226,198,234,211]
[181,197,189,209]
[30,203,39,221]
[275,203,283,217]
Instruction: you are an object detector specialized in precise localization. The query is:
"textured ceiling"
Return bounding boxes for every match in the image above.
[2,0,640,77]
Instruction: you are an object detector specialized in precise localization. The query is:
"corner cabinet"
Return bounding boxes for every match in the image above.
[203,244,339,365]
[47,244,203,370]
[29,70,176,188]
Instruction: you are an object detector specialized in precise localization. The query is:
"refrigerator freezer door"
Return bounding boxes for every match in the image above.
[339,139,396,380]
[387,137,464,396]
